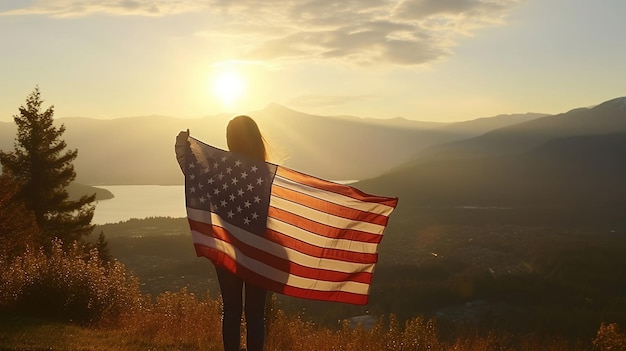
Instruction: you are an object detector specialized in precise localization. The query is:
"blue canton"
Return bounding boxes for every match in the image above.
[185,141,275,236]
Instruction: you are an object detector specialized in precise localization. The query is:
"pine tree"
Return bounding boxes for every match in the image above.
[94,230,112,264]
[0,86,95,248]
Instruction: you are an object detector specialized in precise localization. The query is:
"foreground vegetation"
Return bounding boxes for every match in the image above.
[1,292,625,351]
[2,218,626,350]
[2,296,626,351]
[96,216,626,339]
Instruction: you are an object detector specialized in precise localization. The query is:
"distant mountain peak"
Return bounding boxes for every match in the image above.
[264,102,286,110]
[593,96,626,111]
[259,103,320,119]
[263,102,300,114]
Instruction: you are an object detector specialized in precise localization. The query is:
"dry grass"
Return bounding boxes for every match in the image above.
[114,291,620,351]
[2,240,625,351]
[2,290,625,351]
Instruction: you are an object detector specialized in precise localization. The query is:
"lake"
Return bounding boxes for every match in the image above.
[92,185,187,225]
[91,180,359,225]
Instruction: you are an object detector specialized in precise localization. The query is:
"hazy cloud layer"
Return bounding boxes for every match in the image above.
[3,0,522,66]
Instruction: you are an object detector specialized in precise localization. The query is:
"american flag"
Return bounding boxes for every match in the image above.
[177,135,398,305]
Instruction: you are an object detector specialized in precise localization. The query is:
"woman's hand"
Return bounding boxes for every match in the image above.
[176,129,190,143]
[175,129,190,171]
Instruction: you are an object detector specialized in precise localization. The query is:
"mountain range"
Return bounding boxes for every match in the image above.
[0,104,544,185]
[357,97,626,222]
[2,96,625,223]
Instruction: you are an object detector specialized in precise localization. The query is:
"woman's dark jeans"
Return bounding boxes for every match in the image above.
[216,266,267,351]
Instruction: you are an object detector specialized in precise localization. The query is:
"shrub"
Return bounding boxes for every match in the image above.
[593,323,626,351]
[0,239,142,325]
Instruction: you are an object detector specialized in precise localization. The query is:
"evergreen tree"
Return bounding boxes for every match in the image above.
[0,86,95,248]
[94,230,112,264]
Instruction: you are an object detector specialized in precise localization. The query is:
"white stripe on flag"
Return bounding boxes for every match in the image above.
[274,174,396,216]
[265,216,379,255]
[269,196,387,235]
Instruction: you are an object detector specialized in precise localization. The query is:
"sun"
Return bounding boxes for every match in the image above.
[212,68,246,109]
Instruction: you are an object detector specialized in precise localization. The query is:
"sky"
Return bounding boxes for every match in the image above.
[1,0,625,123]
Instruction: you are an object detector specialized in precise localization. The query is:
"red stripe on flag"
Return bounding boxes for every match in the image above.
[276,166,399,207]
[268,206,383,245]
[264,226,378,264]
[272,185,391,226]
[193,244,370,305]
[189,218,373,283]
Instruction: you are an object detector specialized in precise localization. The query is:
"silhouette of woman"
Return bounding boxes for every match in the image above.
[218,115,269,351]
[176,115,270,351]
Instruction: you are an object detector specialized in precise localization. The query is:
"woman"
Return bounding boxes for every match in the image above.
[176,115,268,351]
[218,115,269,351]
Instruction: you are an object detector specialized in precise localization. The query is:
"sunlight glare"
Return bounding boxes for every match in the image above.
[212,69,246,109]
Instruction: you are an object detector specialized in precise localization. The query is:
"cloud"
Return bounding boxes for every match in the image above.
[0,0,203,17]
[394,0,515,20]
[395,0,483,19]
[2,0,523,65]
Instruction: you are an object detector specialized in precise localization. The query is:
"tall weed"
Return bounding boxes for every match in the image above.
[121,288,223,350]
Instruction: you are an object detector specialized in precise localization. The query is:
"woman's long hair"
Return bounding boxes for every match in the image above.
[226,115,267,162]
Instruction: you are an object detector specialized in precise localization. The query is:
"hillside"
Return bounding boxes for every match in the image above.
[419,97,626,160]
[438,112,547,135]
[67,182,114,201]
[358,97,626,224]
[0,104,544,185]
